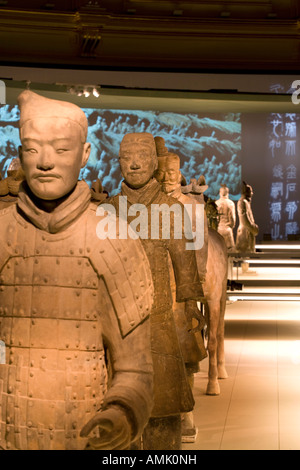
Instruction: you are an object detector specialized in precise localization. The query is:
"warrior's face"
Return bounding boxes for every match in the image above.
[19,117,90,200]
[119,138,157,189]
[156,157,181,194]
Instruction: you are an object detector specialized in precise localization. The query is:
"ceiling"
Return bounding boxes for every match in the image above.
[0,0,299,73]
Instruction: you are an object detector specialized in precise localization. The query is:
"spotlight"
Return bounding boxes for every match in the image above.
[93,87,100,98]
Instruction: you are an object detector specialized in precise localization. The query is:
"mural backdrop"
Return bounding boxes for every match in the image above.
[0,105,242,200]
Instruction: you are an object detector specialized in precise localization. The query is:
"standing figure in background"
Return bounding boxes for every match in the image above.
[216,184,236,252]
[236,181,259,253]
[155,150,228,437]
[108,132,205,450]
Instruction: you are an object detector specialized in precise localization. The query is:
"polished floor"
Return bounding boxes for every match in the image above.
[183,300,300,450]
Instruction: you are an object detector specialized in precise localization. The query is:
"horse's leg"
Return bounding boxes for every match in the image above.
[217,293,228,380]
[206,299,220,396]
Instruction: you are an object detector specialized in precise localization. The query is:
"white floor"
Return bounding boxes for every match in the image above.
[183,300,300,451]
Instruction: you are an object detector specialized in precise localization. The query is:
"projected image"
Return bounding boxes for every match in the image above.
[0,105,241,200]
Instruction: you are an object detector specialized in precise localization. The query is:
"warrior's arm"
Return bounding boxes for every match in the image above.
[99,277,153,441]
[168,235,204,302]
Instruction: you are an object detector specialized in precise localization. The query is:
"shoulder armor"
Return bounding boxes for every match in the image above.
[86,208,154,338]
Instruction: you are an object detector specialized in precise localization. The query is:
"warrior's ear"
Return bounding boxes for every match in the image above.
[81,142,91,168]
[18,146,23,166]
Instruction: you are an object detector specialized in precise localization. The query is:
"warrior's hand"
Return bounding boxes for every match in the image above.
[80,406,132,450]
[185,300,206,333]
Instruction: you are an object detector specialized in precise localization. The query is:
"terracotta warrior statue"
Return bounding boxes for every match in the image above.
[107,132,205,450]
[0,91,154,451]
[236,181,258,253]
[0,158,25,210]
[154,148,208,442]
[216,184,236,252]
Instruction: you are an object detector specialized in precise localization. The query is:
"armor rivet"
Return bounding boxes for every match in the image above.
[7,241,11,247]
[29,392,33,397]
[7,264,11,269]
[32,320,36,325]
[70,249,74,255]
[42,236,46,241]
[27,421,33,428]
[15,260,19,266]
[87,248,91,253]
[30,361,34,367]
[76,280,81,285]
[73,393,77,399]
[56,259,60,265]
[15,249,18,254]
[19,309,25,315]
[76,291,81,297]
[76,323,80,328]
[18,341,22,346]
[6,442,11,449]
[78,260,82,266]
[92,344,96,349]
[86,345,90,350]
[66,344,69,348]
[34,259,39,264]
[32,308,37,315]
[36,250,40,254]
[72,422,77,429]
[8,386,13,393]
[79,248,83,254]
[14,287,19,293]
[75,341,79,348]
[44,278,48,283]
[49,425,54,431]
[0,287,4,291]
[30,372,34,377]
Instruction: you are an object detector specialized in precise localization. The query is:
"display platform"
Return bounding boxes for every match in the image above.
[227,243,300,301]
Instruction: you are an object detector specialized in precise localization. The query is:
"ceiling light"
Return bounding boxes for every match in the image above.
[93,87,100,98]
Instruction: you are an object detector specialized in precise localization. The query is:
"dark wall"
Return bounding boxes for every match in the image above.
[241,113,300,242]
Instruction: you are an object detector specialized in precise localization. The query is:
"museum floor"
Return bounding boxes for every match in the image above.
[183,299,300,451]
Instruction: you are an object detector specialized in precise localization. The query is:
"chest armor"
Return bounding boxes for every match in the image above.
[0,225,107,450]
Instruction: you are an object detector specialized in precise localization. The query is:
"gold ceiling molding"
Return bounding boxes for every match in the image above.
[0,6,299,71]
